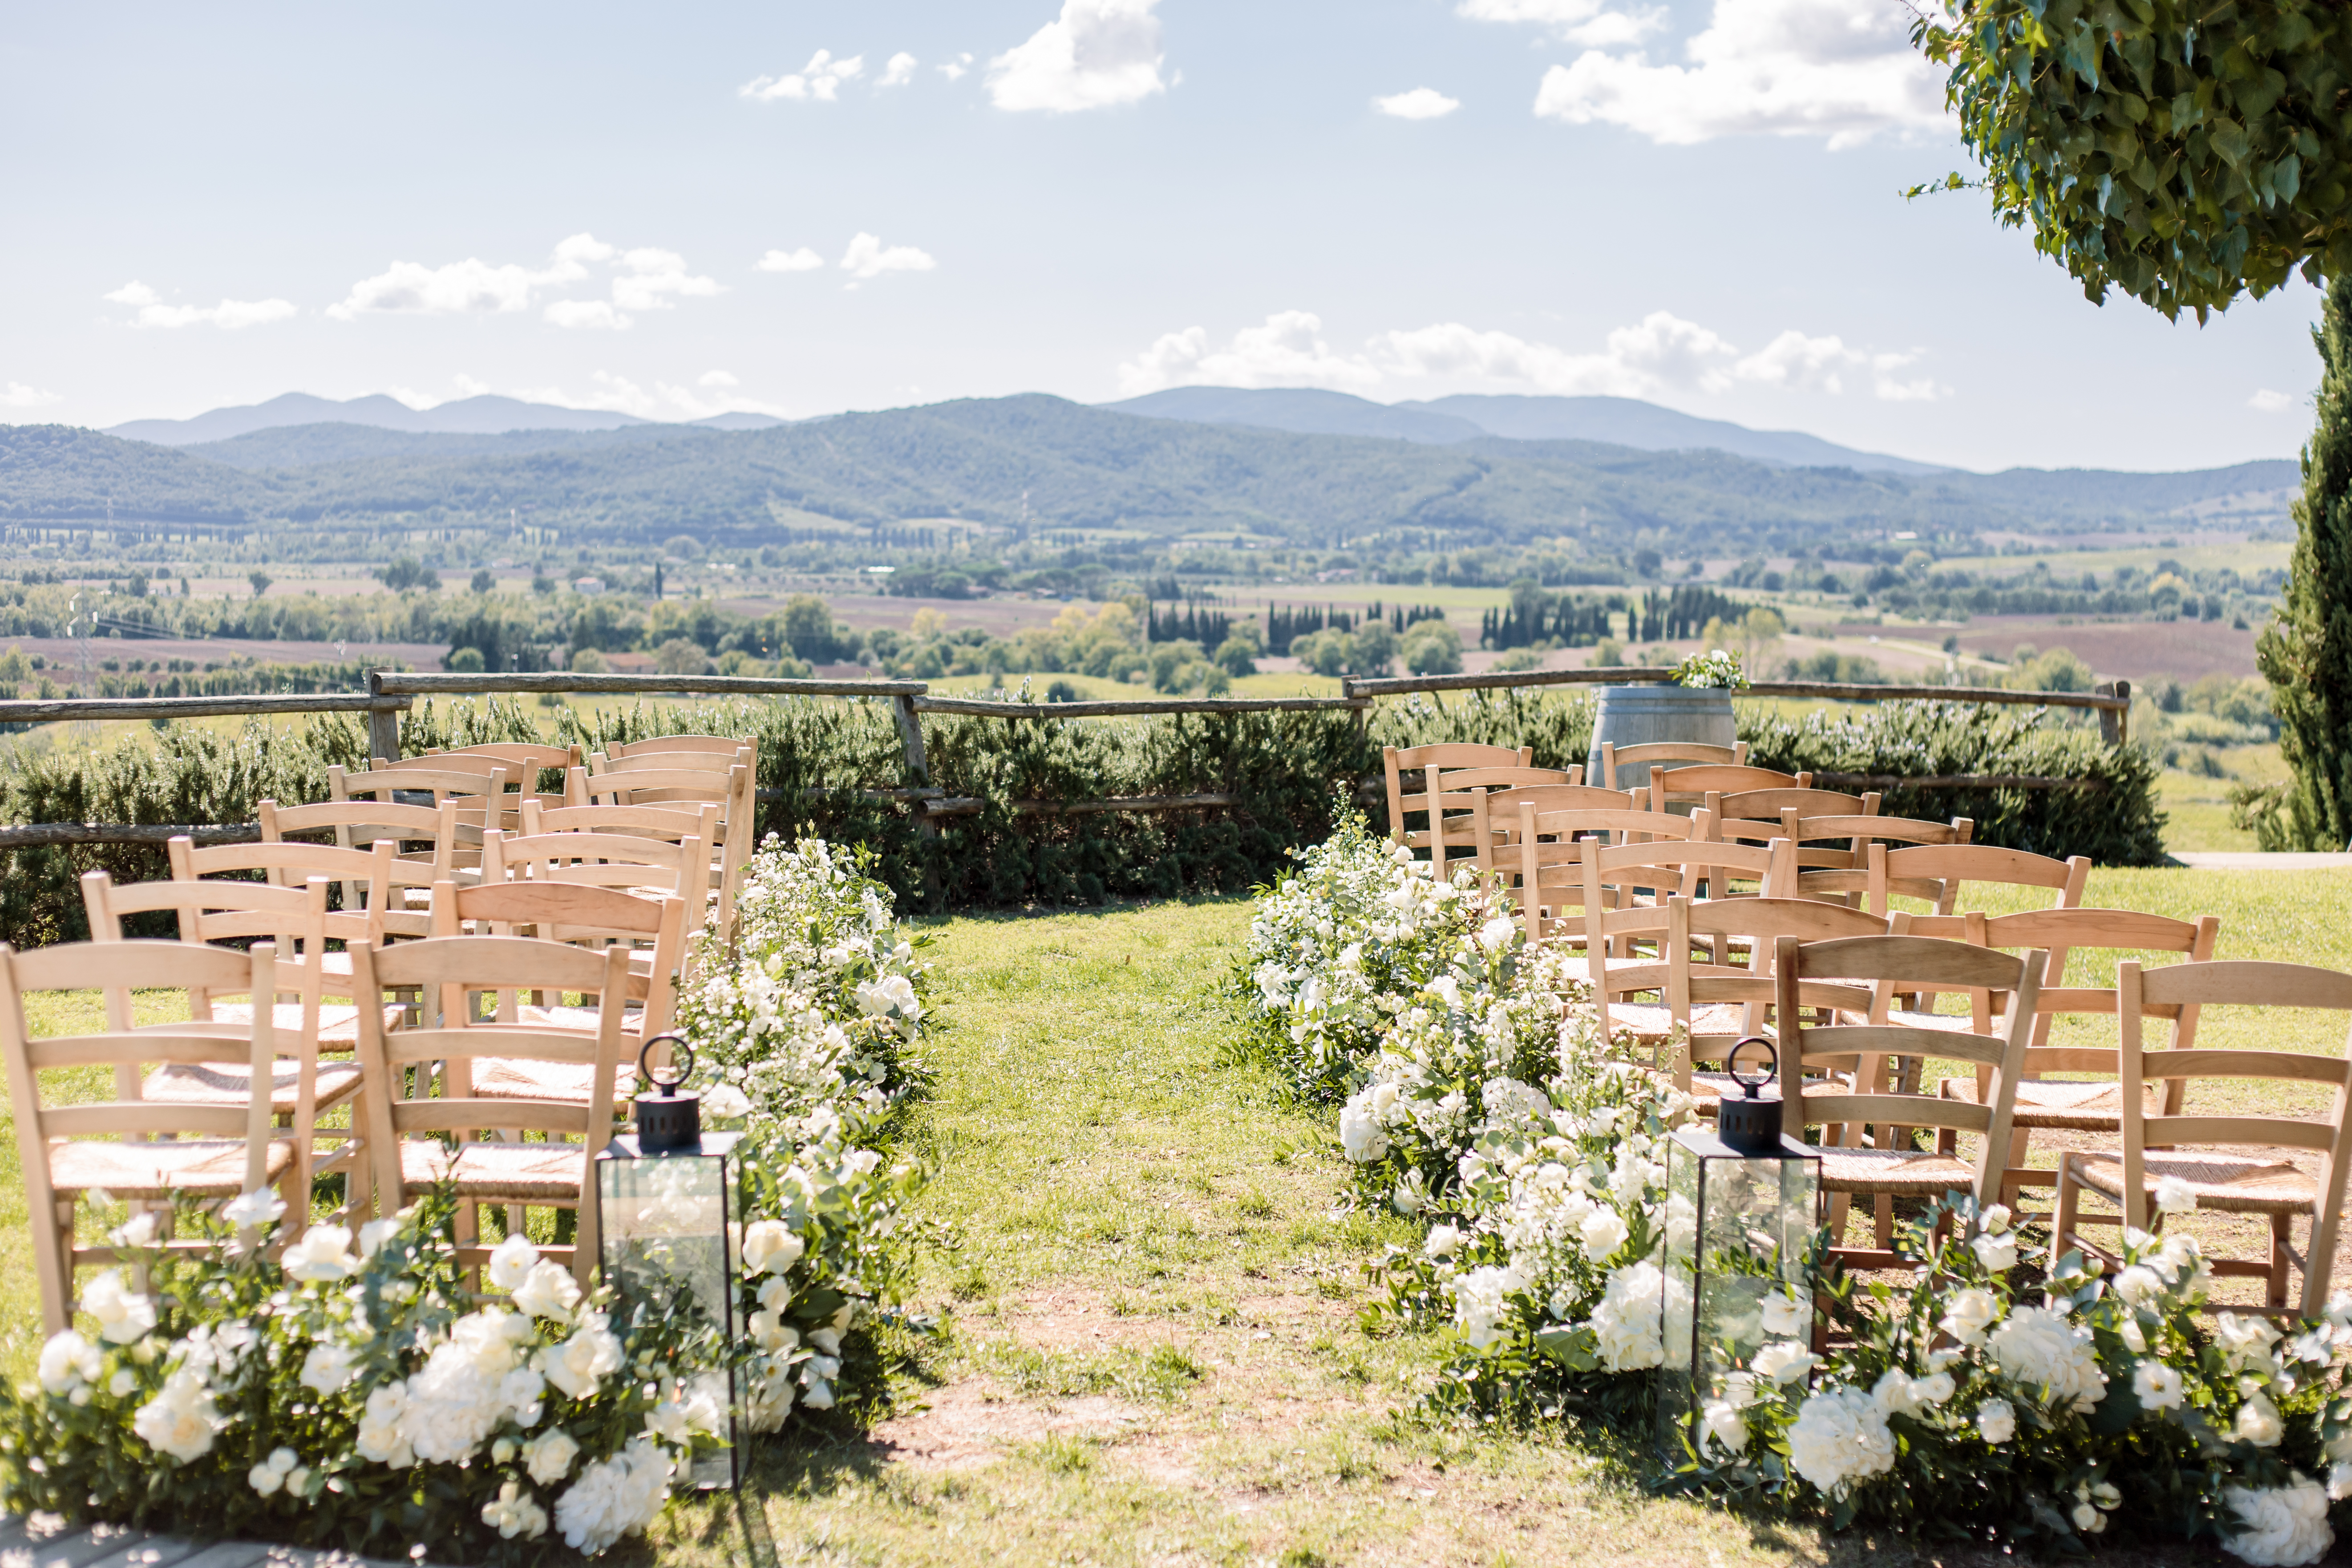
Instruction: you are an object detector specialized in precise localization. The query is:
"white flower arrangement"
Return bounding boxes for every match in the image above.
[1244,828,2352,1565]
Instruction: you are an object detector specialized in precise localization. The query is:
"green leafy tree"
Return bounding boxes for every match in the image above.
[1915,0,2352,317]
[2256,271,2352,849]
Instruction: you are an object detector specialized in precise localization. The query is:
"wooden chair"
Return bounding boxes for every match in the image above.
[333,763,511,872]
[2055,959,2352,1317]
[520,797,721,859]
[412,745,579,834]
[430,879,689,1048]
[579,751,755,934]
[1511,802,1715,947]
[0,940,296,1332]
[484,826,708,903]
[1773,933,2045,1268]
[1862,842,2092,921]
[1599,888,1872,1072]
[1570,837,1797,1039]
[350,936,631,1285]
[1783,812,1972,906]
[1468,783,1637,877]
[1911,908,2221,1207]
[259,795,454,925]
[1648,764,1810,817]
[1381,744,1532,879]
[1596,740,1748,792]
[604,733,753,761]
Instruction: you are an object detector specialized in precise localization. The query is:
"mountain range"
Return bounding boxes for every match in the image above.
[0,393,2301,554]
[106,391,786,446]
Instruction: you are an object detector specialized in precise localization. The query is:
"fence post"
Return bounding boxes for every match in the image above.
[2095,681,2132,747]
[366,669,402,761]
[892,693,929,783]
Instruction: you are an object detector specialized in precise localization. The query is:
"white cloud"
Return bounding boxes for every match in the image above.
[1120,309,1940,402]
[740,50,865,103]
[757,247,826,273]
[1532,0,1947,147]
[329,233,719,330]
[2250,388,2297,413]
[103,281,297,330]
[939,52,974,80]
[544,300,630,330]
[1375,88,1461,120]
[1458,0,1667,45]
[1118,312,1386,397]
[699,370,739,388]
[880,52,919,86]
[453,373,494,397]
[988,0,1165,113]
[2,382,62,408]
[840,233,937,281]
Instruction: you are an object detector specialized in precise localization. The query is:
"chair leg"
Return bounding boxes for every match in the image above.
[2053,1159,2082,1258]
[1874,1193,1895,1251]
[39,1196,76,1335]
[2269,1213,2295,1311]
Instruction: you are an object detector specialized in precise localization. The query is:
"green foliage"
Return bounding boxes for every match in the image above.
[1916,0,2352,316]
[2258,271,2352,850]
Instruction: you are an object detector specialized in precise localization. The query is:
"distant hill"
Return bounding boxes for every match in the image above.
[1100,386,1949,474]
[0,394,2301,551]
[107,392,787,446]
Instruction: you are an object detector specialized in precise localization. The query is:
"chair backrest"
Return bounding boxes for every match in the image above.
[430,879,689,1037]
[521,797,721,849]
[1773,934,2047,1203]
[1903,906,2218,1060]
[418,742,582,787]
[1649,764,1810,814]
[2113,961,2352,1277]
[350,937,630,1271]
[577,755,753,936]
[1432,765,1581,793]
[1598,739,1747,791]
[1572,836,1794,1010]
[1511,803,1713,944]
[1381,744,1532,867]
[484,827,707,900]
[1462,783,1634,875]
[608,734,755,759]
[1761,810,1970,900]
[0,940,286,1328]
[259,795,454,906]
[1870,842,2092,919]
[1644,895,1889,1087]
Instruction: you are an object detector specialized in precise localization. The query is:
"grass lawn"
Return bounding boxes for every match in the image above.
[7,872,2345,1563]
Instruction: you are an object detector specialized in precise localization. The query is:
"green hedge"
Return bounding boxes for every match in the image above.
[0,691,2163,948]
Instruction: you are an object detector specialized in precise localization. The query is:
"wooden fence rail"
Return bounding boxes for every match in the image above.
[0,665,2134,841]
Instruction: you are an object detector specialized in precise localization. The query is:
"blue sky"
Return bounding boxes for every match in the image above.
[0,0,2327,473]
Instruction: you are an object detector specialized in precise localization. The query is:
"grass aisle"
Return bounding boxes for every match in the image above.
[648,898,1955,1568]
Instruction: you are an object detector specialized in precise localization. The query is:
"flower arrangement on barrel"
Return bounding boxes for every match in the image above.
[1238,816,2352,1567]
[0,835,931,1563]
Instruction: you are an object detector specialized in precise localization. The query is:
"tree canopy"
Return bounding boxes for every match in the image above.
[1916,0,2352,317]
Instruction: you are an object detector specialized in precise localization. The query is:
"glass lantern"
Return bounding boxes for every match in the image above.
[1658,1037,1821,1463]
[595,1035,741,1491]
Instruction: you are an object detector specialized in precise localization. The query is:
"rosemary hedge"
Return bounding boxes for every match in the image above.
[0,689,2162,948]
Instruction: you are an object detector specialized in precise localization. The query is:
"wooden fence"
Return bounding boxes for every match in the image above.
[0,664,2132,846]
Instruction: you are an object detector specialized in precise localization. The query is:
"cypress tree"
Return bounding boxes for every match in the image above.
[2258,271,2352,850]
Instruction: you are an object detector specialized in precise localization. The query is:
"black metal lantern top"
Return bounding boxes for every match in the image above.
[1716,1035,1785,1155]
[632,1033,703,1152]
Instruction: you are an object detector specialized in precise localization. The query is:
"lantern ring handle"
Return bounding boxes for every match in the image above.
[638,1033,696,1093]
[1727,1035,1778,1092]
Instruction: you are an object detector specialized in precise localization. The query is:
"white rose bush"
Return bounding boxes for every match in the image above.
[673,835,933,1436]
[1241,837,2352,1564]
[0,834,934,1560]
[0,1193,725,1562]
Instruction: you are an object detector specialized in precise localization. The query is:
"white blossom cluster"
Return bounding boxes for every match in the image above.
[673,834,931,1437]
[1238,811,1478,1100]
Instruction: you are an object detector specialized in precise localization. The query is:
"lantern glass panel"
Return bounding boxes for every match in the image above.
[1658,1127,1819,1459]
[597,1133,739,1490]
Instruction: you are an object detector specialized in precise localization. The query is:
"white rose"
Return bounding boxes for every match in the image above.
[2224,1477,2335,1567]
[2154,1174,2198,1215]
[742,1220,807,1277]
[512,1261,583,1324]
[1971,1231,2020,1273]
[283,1225,359,1284]
[1980,1203,2012,1235]
[487,1233,542,1292]
[702,1083,753,1120]
[2238,1391,2287,1447]
[220,1187,286,1231]
[1700,1400,1748,1458]
[1753,1341,1818,1385]
[1786,1386,1896,1496]
[299,1343,356,1397]
[1578,1206,1630,1263]
[1338,1100,1390,1164]
[2133,1360,2186,1411]
[1424,1224,1461,1259]
[81,1270,158,1345]
[1760,1292,1811,1339]
[1976,1398,2016,1444]
[1940,1288,2001,1345]
[2113,1265,2165,1308]
[526,1427,581,1486]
